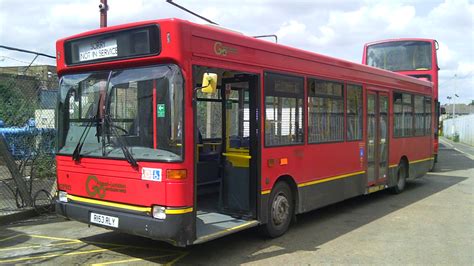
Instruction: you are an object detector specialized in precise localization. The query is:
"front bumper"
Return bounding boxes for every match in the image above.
[56,200,194,247]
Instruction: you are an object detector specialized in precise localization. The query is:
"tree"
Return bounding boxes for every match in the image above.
[0,78,36,126]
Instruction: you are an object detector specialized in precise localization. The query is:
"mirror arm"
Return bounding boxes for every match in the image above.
[193,84,209,105]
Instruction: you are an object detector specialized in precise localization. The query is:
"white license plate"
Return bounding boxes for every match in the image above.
[90,212,119,228]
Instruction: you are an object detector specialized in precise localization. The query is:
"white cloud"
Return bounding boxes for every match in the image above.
[0,0,472,103]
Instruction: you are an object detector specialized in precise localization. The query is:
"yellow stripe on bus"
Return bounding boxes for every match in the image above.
[410,157,434,164]
[165,207,193,214]
[261,170,366,194]
[67,195,193,214]
[389,157,434,168]
[298,171,366,188]
[67,195,151,212]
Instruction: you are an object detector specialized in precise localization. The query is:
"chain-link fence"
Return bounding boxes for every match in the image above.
[0,58,58,217]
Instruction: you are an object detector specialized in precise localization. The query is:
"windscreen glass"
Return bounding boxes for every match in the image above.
[367,41,432,71]
[57,64,183,162]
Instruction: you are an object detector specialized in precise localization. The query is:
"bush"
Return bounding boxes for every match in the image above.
[453,133,460,142]
[0,80,36,126]
[33,152,56,179]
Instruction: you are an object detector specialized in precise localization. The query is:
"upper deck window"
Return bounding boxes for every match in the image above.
[65,25,160,65]
[367,41,432,71]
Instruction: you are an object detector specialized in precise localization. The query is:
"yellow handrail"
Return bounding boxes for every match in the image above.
[222,152,251,159]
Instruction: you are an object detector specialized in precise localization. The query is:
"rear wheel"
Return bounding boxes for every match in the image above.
[391,162,407,194]
[262,182,294,238]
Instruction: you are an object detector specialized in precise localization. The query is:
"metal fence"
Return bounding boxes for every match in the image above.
[442,114,474,146]
[0,65,58,216]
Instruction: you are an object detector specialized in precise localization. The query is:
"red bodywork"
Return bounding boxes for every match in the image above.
[56,19,435,211]
[362,38,439,157]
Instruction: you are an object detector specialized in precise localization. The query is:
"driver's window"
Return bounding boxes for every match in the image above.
[109,84,138,135]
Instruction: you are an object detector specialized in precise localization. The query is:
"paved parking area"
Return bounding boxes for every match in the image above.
[0,226,187,265]
[1,139,472,265]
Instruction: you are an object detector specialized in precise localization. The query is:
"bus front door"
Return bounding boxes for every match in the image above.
[220,75,258,217]
[366,91,389,190]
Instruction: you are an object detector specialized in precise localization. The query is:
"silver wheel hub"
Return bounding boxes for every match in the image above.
[272,194,289,226]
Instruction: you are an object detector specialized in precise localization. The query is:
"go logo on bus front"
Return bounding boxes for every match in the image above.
[85,175,127,199]
[86,175,106,199]
[214,42,237,56]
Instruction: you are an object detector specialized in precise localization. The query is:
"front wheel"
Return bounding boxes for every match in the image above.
[262,182,294,238]
[391,162,407,194]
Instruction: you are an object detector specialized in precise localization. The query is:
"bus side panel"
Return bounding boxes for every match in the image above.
[298,172,366,213]
[389,136,432,181]
[261,140,367,215]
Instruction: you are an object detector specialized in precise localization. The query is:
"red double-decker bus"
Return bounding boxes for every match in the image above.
[55,19,435,247]
[362,39,439,165]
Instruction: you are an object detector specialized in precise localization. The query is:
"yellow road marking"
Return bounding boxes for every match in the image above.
[0,247,128,264]
[29,234,82,243]
[91,254,180,266]
[0,234,24,242]
[0,241,79,252]
[298,170,366,188]
[0,234,185,265]
[165,252,190,266]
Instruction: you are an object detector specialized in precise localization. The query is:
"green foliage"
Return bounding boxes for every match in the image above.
[0,79,35,126]
[453,133,460,142]
[33,152,56,179]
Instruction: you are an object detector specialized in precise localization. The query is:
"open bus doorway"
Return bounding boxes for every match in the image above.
[193,66,260,243]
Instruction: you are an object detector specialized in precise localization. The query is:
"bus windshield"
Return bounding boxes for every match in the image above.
[57,64,184,162]
[366,41,432,71]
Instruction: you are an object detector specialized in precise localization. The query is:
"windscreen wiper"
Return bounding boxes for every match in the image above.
[72,115,96,161]
[72,94,103,162]
[105,115,138,168]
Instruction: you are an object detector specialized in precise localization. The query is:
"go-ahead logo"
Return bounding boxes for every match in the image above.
[214,42,237,56]
[85,175,127,198]
[86,175,106,198]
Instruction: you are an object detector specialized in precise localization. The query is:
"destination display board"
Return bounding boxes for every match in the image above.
[65,25,160,65]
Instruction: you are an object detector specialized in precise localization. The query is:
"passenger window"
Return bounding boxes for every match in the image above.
[264,72,304,146]
[346,84,363,141]
[424,97,432,135]
[308,79,344,143]
[394,92,413,137]
[414,95,425,136]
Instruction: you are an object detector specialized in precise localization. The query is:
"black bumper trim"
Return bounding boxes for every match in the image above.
[56,200,194,247]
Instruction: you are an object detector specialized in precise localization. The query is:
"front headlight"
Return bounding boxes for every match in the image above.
[152,205,166,220]
[58,191,68,202]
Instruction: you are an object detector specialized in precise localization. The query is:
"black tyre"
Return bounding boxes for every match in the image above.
[262,181,294,238]
[391,162,407,194]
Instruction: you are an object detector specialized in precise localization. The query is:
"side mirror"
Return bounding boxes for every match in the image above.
[201,73,218,94]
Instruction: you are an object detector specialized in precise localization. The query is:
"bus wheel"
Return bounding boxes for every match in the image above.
[391,162,407,194]
[263,181,294,238]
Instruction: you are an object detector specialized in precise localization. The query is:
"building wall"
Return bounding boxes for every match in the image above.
[443,114,474,146]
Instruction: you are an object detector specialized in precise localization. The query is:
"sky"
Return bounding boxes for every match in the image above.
[0,0,473,104]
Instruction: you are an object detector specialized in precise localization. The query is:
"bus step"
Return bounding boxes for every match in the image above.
[366,185,387,194]
[194,211,259,244]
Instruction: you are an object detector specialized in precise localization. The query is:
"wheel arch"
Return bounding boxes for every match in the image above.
[272,174,299,214]
[399,156,409,179]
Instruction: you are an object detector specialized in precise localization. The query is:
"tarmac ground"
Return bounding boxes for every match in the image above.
[1,137,473,265]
